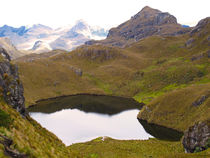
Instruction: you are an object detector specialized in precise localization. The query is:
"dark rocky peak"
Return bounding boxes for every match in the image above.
[0,48,26,116]
[86,6,190,47]
[190,17,210,35]
[133,6,161,19]
[104,6,189,46]
[118,6,177,28]
[132,5,177,25]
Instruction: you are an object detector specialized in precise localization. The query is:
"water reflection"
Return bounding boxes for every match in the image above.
[28,94,183,145]
[138,119,183,141]
[28,94,144,115]
[30,109,152,145]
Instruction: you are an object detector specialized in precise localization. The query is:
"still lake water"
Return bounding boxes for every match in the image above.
[28,95,183,145]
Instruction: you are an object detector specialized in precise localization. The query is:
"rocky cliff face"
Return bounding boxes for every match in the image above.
[0,48,26,116]
[190,17,210,36]
[182,120,210,153]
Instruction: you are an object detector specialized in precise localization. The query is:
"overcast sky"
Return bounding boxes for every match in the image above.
[0,0,209,29]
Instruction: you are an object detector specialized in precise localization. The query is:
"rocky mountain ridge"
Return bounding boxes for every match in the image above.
[85,6,191,47]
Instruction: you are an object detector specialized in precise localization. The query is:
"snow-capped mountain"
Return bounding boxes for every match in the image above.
[0,21,108,54]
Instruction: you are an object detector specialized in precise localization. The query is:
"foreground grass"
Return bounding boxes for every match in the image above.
[69,137,210,158]
[0,99,79,157]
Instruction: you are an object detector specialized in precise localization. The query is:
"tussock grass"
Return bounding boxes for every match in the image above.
[0,99,78,157]
[69,137,210,158]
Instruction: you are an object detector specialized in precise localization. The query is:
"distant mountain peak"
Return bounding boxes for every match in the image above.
[30,24,52,30]
[75,19,88,25]
[72,20,89,32]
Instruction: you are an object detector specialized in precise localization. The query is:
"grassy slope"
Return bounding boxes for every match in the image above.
[16,35,209,105]
[138,83,210,131]
[68,137,210,158]
[0,99,79,158]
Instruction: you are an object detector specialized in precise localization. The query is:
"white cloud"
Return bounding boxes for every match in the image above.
[0,0,209,29]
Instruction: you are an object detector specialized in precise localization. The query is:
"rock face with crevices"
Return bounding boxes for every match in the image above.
[182,120,210,153]
[0,48,26,116]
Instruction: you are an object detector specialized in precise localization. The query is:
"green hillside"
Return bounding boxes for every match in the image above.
[0,98,79,157]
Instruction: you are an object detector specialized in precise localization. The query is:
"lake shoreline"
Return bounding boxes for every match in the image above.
[27,93,144,108]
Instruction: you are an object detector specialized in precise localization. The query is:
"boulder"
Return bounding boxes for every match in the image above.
[182,120,210,153]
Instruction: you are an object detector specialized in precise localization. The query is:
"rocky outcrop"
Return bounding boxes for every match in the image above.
[73,45,127,61]
[69,66,83,76]
[192,93,209,107]
[0,48,26,116]
[191,50,210,61]
[190,17,210,36]
[182,120,210,153]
